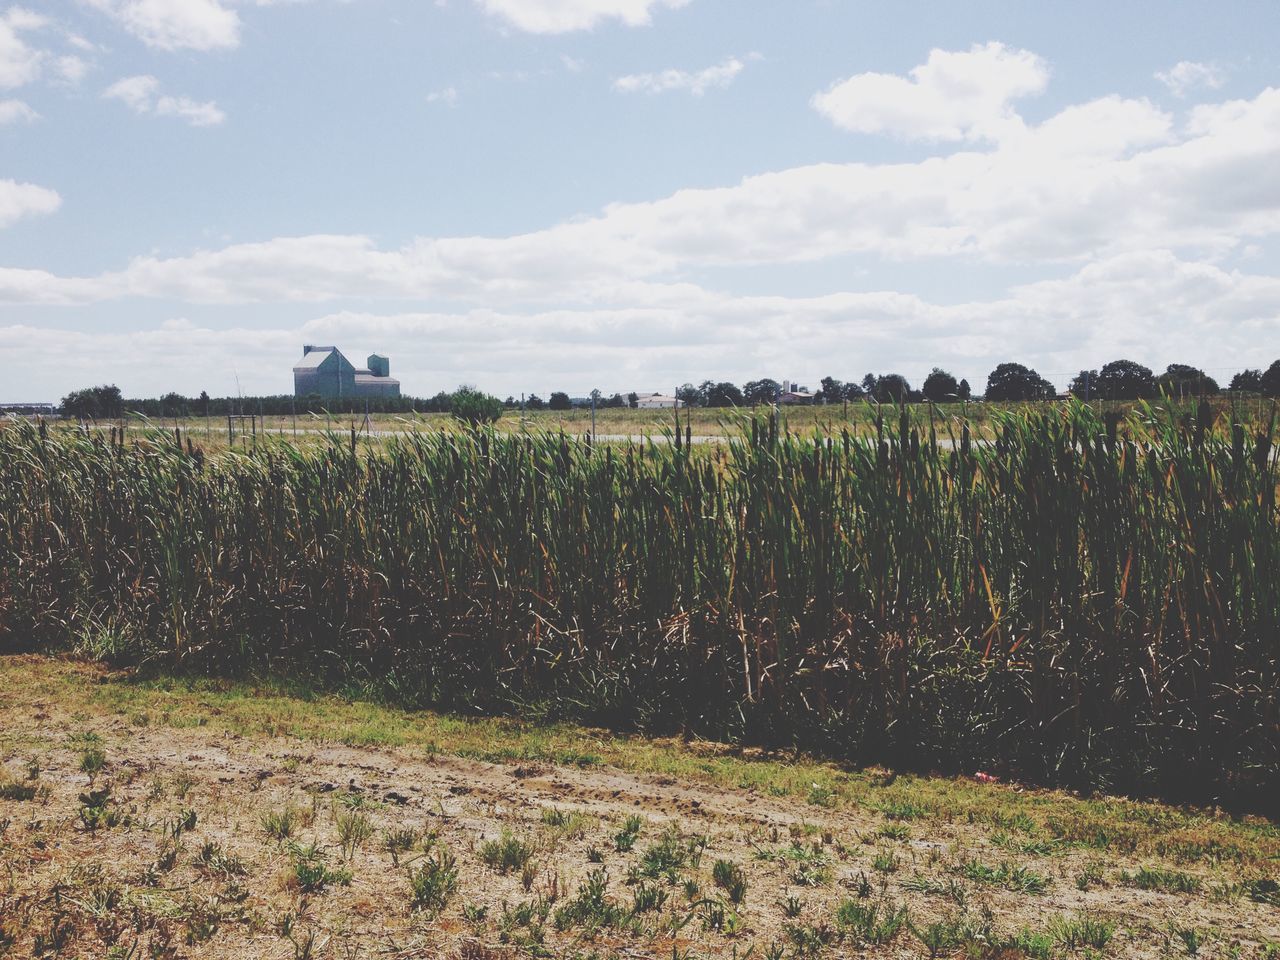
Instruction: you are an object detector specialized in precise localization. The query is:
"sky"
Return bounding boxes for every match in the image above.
[1,0,1279,401]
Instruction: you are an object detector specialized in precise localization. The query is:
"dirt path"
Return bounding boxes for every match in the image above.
[0,662,1277,959]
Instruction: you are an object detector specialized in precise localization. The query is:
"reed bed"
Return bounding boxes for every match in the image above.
[1,402,1276,806]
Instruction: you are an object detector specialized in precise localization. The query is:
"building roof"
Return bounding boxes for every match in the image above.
[294,348,336,370]
[354,373,400,385]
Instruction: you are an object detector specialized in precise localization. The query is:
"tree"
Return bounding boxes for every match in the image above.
[675,383,702,407]
[525,394,545,410]
[819,376,844,404]
[703,381,744,407]
[921,368,960,403]
[1068,370,1098,400]
[548,391,572,411]
[864,374,912,404]
[1228,370,1262,393]
[984,363,1055,402]
[842,380,866,401]
[742,379,780,406]
[1262,360,1280,397]
[160,392,189,418]
[1092,359,1155,400]
[957,379,971,401]
[60,384,123,420]
[449,386,503,425]
[1155,364,1219,398]
[627,392,639,409]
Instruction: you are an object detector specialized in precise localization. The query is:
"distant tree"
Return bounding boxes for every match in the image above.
[525,394,545,410]
[742,379,780,406]
[921,368,960,403]
[503,396,517,408]
[1262,360,1280,397]
[198,390,211,417]
[449,386,503,425]
[627,392,639,409]
[957,379,972,401]
[548,391,572,411]
[60,384,123,420]
[1228,369,1262,393]
[984,363,1055,402]
[842,380,866,401]
[819,376,844,404]
[1155,364,1219,398]
[675,383,702,407]
[703,381,745,407]
[1068,370,1098,399]
[159,392,189,418]
[864,374,912,404]
[605,393,626,408]
[1092,359,1155,400]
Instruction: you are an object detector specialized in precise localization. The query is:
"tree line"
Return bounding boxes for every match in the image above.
[53,358,1280,421]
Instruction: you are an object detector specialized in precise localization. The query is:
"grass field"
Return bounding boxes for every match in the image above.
[1,655,1277,959]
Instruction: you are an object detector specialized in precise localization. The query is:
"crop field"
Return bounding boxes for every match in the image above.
[2,401,1278,809]
[0,656,1277,959]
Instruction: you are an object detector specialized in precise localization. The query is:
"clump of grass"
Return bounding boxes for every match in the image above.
[959,859,1049,894]
[835,899,908,945]
[711,859,748,904]
[382,826,422,866]
[288,842,351,894]
[408,849,459,914]
[553,869,625,932]
[480,831,535,874]
[334,806,374,859]
[193,841,246,878]
[1123,866,1202,894]
[261,807,299,843]
[639,827,691,883]
[614,814,643,852]
[1046,913,1115,950]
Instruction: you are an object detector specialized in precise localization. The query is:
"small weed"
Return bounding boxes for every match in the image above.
[959,858,1049,894]
[780,895,804,918]
[408,849,459,914]
[615,814,643,852]
[289,842,352,894]
[261,807,298,843]
[631,881,667,914]
[1124,866,1201,894]
[712,859,748,904]
[835,899,908,945]
[480,831,535,874]
[334,807,374,859]
[1047,913,1115,950]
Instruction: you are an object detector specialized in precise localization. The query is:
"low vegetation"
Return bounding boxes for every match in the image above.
[0,656,1277,957]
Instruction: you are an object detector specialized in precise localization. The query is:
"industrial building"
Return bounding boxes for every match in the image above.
[293,346,401,399]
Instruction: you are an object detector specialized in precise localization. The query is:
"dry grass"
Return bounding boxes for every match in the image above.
[0,655,1276,959]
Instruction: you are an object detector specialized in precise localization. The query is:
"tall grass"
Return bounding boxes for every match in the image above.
[1,402,1276,805]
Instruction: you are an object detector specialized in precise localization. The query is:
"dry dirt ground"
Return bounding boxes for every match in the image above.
[0,656,1276,960]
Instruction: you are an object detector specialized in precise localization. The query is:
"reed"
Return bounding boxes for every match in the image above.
[1,401,1276,805]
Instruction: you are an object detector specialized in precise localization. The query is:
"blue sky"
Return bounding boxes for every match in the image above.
[2,0,1278,400]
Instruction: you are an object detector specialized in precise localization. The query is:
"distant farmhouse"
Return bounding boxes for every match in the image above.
[293,345,400,399]
[635,393,681,409]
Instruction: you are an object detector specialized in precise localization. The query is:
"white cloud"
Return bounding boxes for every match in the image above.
[0,178,60,228]
[813,41,1048,142]
[426,85,458,106]
[473,0,689,34]
[0,7,45,89]
[1157,60,1226,98]
[0,97,37,123]
[6,77,1280,308]
[84,0,240,51]
[104,74,225,126]
[614,55,750,96]
[5,251,1277,399]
